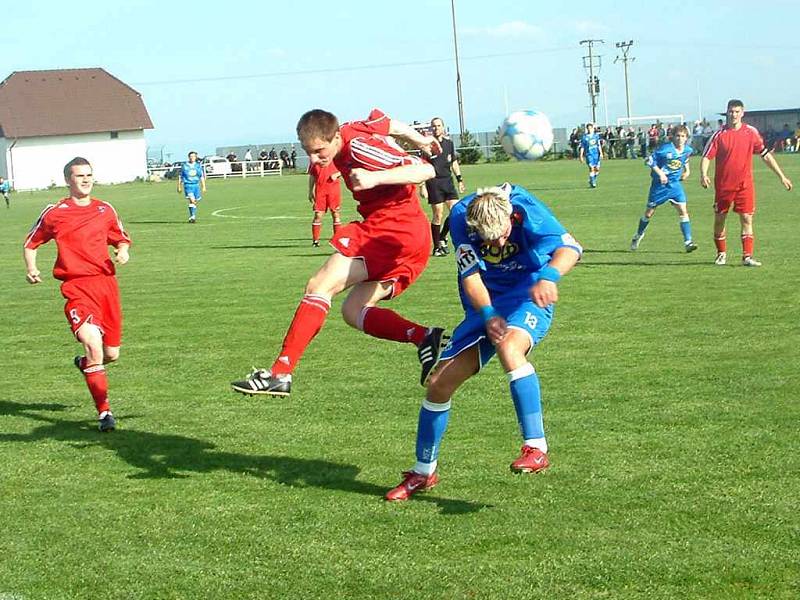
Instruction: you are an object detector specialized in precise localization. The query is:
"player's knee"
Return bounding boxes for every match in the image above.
[104,347,120,363]
[340,301,361,329]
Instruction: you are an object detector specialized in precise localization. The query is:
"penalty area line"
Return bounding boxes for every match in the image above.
[211,207,303,220]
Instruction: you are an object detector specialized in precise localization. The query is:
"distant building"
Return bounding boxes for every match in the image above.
[0,67,154,190]
[727,108,800,134]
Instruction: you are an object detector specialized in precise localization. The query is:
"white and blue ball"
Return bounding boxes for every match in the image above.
[499,110,554,161]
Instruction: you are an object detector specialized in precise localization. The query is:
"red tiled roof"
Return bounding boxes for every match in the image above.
[0,67,154,138]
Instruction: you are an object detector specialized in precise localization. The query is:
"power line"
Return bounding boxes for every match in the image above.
[614,40,635,124]
[132,46,576,87]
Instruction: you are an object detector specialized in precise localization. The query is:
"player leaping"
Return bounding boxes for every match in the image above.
[231,108,447,396]
[630,124,697,252]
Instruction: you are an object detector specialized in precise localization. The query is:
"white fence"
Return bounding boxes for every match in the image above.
[148,160,282,181]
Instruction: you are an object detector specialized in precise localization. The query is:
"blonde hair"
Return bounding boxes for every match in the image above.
[466,185,513,240]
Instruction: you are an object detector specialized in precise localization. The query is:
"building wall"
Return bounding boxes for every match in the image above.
[2,130,147,190]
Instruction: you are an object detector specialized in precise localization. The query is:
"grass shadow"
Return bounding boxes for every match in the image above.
[0,400,487,515]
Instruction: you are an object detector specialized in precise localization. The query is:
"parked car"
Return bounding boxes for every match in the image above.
[162,161,184,180]
[202,155,232,176]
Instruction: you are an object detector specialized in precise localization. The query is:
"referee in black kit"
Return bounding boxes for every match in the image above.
[424,117,465,256]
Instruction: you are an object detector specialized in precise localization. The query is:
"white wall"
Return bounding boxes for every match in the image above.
[2,130,148,190]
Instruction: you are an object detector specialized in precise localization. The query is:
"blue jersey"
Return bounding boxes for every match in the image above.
[580,132,601,159]
[180,161,205,185]
[646,142,692,184]
[0,180,9,193]
[450,185,583,309]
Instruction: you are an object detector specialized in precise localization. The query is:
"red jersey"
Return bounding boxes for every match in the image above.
[308,161,340,193]
[333,108,425,220]
[702,124,766,192]
[24,197,131,281]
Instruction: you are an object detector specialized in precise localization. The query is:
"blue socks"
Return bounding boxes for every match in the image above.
[679,215,692,243]
[414,399,451,475]
[508,363,545,443]
[636,217,650,237]
[189,205,197,219]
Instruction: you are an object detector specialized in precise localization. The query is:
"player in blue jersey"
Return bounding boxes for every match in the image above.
[630,124,697,252]
[177,151,206,223]
[385,183,583,501]
[579,122,604,188]
[0,176,10,208]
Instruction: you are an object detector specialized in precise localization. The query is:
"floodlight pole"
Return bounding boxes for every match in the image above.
[451,0,465,137]
[614,40,635,125]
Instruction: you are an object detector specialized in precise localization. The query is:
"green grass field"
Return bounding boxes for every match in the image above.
[1,157,799,599]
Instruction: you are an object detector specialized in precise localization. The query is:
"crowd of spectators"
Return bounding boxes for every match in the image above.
[569,118,800,161]
[226,147,299,172]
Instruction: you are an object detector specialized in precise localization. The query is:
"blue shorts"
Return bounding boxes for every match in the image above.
[647,181,686,208]
[184,183,202,201]
[586,155,601,168]
[440,296,554,370]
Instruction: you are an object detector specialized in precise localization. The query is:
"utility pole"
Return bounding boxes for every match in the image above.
[450,0,465,137]
[614,40,635,125]
[580,39,604,124]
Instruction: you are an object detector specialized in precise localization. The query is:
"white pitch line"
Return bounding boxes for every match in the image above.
[211,207,303,220]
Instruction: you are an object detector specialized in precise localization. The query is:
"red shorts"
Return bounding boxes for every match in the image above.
[715,186,755,215]
[330,207,431,298]
[60,275,123,347]
[313,187,341,212]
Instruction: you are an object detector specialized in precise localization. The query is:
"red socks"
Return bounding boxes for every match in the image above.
[312,221,322,243]
[270,294,331,375]
[741,234,754,257]
[361,306,427,346]
[82,363,109,414]
[714,234,727,253]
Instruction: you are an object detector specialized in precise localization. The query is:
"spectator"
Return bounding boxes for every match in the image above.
[794,122,800,152]
[268,147,278,169]
[779,124,793,152]
[638,128,647,157]
[648,123,659,152]
[604,127,617,159]
[279,147,289,167]
[259,149,269,166]
[290,147,297,169]
[568,128,580,159]
[244,148,253,162]
[626,127,638,159]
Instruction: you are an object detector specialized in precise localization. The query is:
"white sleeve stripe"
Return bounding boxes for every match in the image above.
[350,139,406,167]
[363,112,389,126]
[24,204,56,246]
[702,131,720,157]
[104,202,132,242]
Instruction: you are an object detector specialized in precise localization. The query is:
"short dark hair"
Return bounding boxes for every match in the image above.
[672,124,690,137]
[63,156,91,180]
[188,151,198,158]
[727,98,744,109]
[296,109,339,144]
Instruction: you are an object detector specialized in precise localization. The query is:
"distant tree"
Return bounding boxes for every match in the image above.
[490,133,510,162]
[456,130,483,164]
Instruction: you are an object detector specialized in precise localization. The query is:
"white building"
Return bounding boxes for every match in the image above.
[0,68,154,190]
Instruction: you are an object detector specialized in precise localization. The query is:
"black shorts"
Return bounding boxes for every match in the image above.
[425,177,458,205]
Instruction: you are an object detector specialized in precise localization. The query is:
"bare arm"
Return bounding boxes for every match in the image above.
[23,247,42,284]
[308,175,316,202]
[700,156,712,188]
[349,163,435,191]
[762,152,793,191]
[529,246,581,308]
[451,159,465,194]
[462,270,507,345]
[681,160,691,181]
[388,119,440,156]
[115,242,130,265]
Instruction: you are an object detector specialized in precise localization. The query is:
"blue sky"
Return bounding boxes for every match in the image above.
[2,0,798,158]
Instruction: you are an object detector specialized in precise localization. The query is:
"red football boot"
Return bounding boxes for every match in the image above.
[385,470,440,501]
[510,446,550,473]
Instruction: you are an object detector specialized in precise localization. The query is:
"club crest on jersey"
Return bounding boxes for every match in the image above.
[480,241,520,264]
[98,206,106,213]
[667,159,683,170]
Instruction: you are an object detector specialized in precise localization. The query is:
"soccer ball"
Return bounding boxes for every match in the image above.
[499,110,554,160]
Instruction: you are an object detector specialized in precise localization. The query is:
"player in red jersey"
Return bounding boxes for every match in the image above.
[23,157,131,431]
[701,99,793,267]
[232,108,447,397]
[307,159,342,247]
